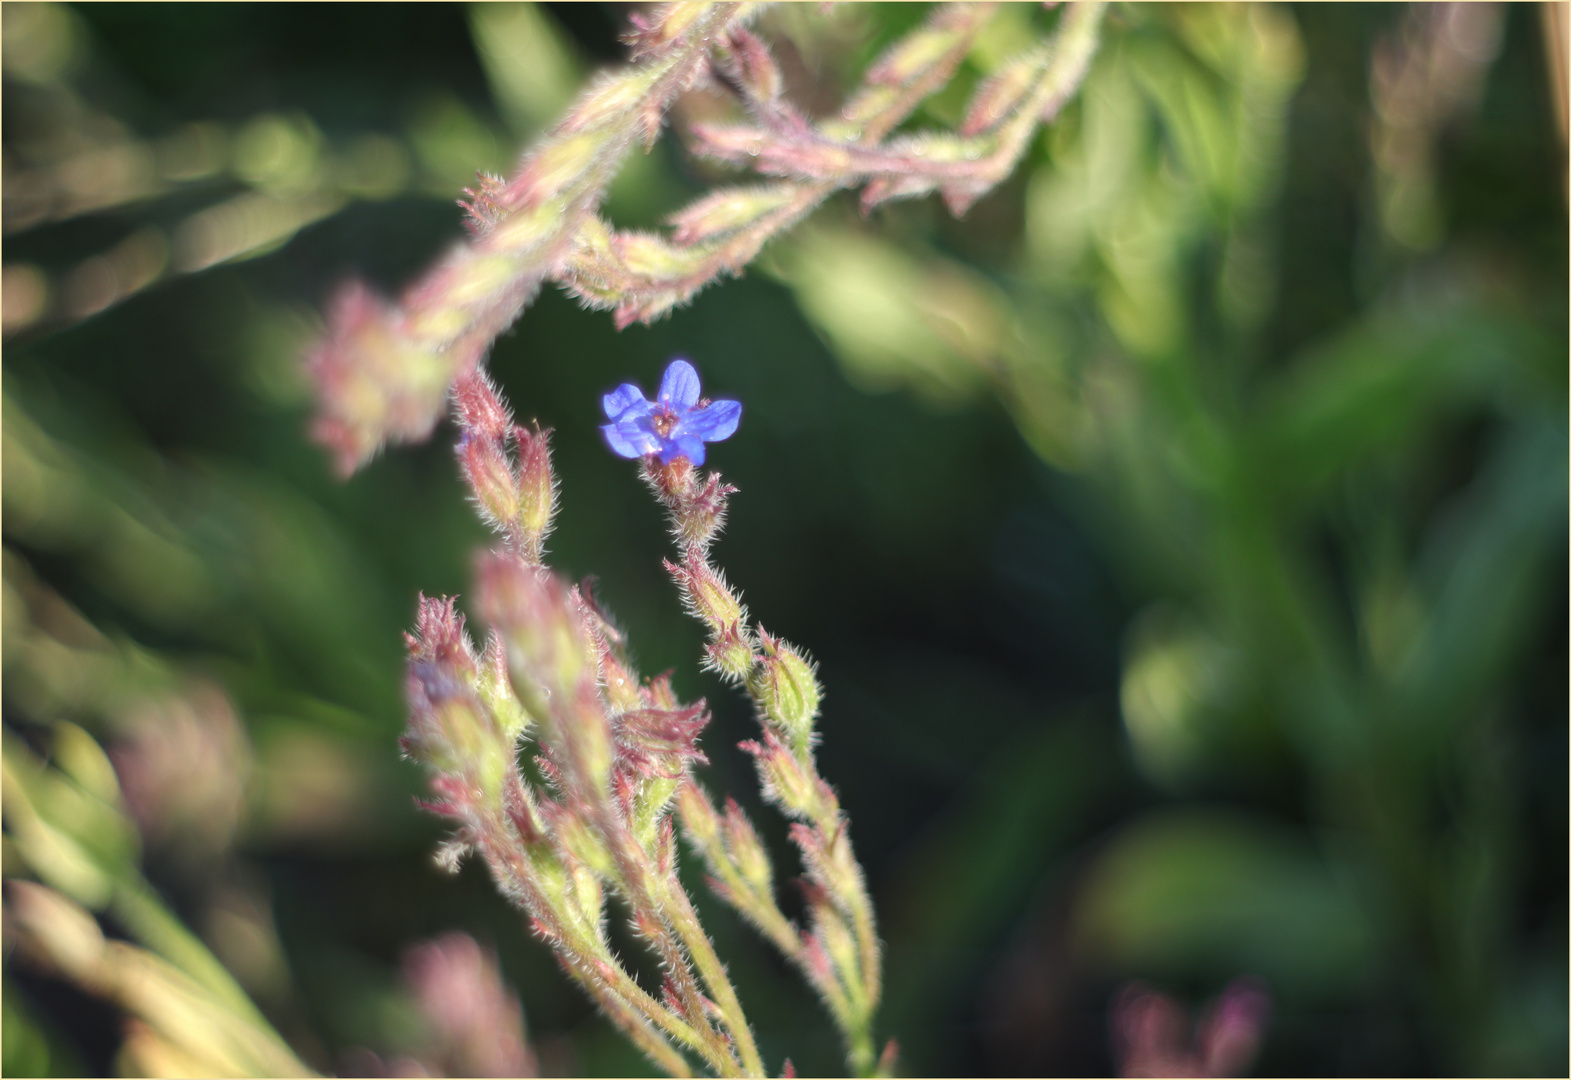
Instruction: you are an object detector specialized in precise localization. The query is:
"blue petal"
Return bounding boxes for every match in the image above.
[658,359,701,411]
[603,383,649,422]
[602,419,660,459]
[660,433,707,466]
[684,398,741,442]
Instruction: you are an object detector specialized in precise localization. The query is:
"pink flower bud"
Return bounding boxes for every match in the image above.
[616,704,711,778]
[460,431,522,531]
[451,370,512,440]
[404,595,516,792]
[721,28,783,103]
[668,184,800,245]
[403,657,507,797]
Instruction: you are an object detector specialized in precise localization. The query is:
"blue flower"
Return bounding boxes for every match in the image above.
[600,359,741,467]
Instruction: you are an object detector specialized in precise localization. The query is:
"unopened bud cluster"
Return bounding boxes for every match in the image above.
[640,447,884,1076]
[644,456,760,682]
[403,380,782,1077]
[453,372,557,564]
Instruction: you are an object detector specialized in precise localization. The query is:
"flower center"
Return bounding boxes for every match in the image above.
[652,406,678,438]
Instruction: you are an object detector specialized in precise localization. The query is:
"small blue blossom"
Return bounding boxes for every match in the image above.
[600,359,741,467]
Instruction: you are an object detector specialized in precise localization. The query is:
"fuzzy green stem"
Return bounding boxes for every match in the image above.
[590,799,746,1076]
[660,874,768,1077]
[477,803,705,1074]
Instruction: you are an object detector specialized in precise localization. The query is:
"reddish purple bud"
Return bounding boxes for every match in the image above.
[720,28,783,104]
[616,703,711,777]
[452,370,513,441]
[408,594,476,671]
[461,431,522,532]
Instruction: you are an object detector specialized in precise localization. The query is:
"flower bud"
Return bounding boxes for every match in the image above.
[553,806,616,881]
[789,821,860,910]
[720,28,783,104]
[628,776,680,847]
[404,658,508,799]
[451,370,511,440]
[460,432,521,532]
[513,424,557,559]
[721,798,772,896]
[666,558,744,633]
[404,596,514,797]
[704,621,756,681]
[675,780,722,850]
[814,903,863,1004]
[477,556,590,701]
[476,554,611,795]
[749,632,820,757]
[477,633,530,743]
[741,731,834,822]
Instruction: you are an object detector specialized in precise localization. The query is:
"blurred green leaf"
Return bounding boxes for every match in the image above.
[1071,808,1374,998]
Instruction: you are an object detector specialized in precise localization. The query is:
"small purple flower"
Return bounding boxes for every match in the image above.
[600,359,741,467]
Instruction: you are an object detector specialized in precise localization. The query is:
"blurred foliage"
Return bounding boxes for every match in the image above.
[2,3,1565,1077]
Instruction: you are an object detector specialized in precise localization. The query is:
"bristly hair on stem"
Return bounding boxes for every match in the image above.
[303,2,1106,476]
